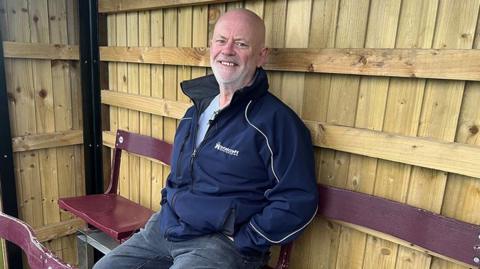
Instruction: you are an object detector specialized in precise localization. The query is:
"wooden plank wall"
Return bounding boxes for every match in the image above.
[101,0,480,268]
[0,0,82,266]
[0,0,478,268]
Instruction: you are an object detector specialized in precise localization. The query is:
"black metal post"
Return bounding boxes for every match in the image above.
[79,0,103,195]
[0,31,23,269]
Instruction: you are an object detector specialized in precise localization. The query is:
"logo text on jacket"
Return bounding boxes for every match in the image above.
[214,142,239,156]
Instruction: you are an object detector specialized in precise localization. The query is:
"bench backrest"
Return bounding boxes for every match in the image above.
[0,212,75,269]
[106,129,173,194]
[317,185,480,267]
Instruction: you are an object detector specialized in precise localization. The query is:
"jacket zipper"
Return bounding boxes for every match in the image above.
[189,110,220,183]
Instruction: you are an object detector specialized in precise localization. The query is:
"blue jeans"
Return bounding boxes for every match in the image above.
[93,212,269,269]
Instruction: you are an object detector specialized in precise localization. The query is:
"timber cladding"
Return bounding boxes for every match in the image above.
[101,0,480,268]
[0,0,83,266]
[1,0,480,268]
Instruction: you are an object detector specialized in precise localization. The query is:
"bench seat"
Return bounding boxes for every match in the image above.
[59,194,154,242]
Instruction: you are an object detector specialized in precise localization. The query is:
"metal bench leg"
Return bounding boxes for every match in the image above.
[77,232,94,269]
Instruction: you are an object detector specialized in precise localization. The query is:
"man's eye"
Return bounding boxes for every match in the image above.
[235,42,248,48]
[216,39,226,44]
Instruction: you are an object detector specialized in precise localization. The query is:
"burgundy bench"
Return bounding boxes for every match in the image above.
[59,130,172,243]
[0,211,75,269]
[58,130,172,268]
[59,129,480,268]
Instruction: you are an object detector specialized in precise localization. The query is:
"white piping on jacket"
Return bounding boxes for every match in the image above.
[244,100,280,183]
[244,100,318,244]
[249,205,318,244]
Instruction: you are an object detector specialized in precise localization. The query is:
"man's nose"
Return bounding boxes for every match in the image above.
[221,40,235,55]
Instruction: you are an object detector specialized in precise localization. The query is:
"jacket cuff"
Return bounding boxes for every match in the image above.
[234,222,270,256]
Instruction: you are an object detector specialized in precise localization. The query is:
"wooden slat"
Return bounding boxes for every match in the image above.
[177,7,193,104]
[279,0,311,114]
[333,220,472,269]
[101,90,190,120]
[98,0,239,13]
[306,121,480,179]
[262,0,286,123]
[115,12,130,199]
[191,5,208,80]
[99,46,480,81]
[34,218,85,243]
[102,130,116,148]
[29,0,64,257]
[126,11,141,204]
[266,48,480,81]
[101,90,480,181]
[138,10,153,209]
[380,0,439,268]
[12,130,83,153]
[150,9,165,212]
[100,46,210,66]
[358,1,403,268]
[3,41,79,60]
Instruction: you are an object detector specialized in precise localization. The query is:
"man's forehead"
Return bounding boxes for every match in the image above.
[213,20,257,39]
[213,30,253,41]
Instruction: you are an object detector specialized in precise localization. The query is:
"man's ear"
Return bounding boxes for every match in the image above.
[257,47,269,67]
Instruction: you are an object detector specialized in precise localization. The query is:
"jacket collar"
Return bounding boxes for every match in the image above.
[180,67,269,111]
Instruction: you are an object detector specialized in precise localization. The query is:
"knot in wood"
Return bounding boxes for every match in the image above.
[469,125,479,135]
[308,64,314,72]
[39,89,48,98]
[358,55,367,65]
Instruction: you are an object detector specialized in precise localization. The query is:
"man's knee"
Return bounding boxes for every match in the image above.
[91,254,111,269]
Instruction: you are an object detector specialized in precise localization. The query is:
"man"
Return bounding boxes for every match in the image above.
[94,9,318,269]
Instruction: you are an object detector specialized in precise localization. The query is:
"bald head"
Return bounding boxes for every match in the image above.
[214,9,266,49]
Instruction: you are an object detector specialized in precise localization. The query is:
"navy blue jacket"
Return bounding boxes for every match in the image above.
[159,68,318,255]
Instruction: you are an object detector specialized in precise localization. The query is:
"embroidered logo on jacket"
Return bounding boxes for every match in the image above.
[214,142,239,156]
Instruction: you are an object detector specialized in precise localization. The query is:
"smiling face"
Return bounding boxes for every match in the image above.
[210,10,268,91]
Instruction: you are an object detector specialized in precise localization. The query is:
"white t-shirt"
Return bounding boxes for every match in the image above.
[196,94,220,147]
